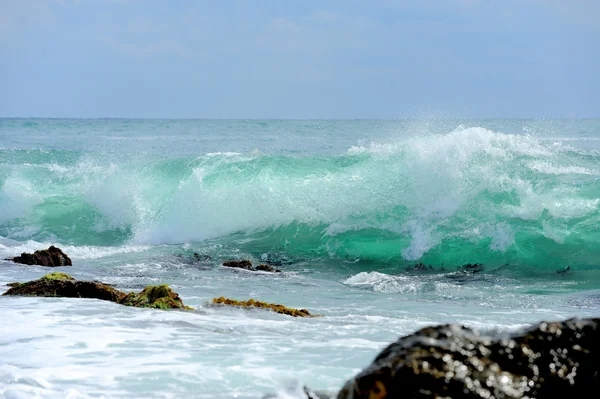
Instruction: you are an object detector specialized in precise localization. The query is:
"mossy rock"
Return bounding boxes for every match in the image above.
[3,273,125,302]
[40,272,74,281]
[119,284,194,310]
[3,275,193,311]
[212,296,313,317]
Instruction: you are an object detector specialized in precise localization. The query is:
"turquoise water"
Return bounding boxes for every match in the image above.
[1,119,600,398]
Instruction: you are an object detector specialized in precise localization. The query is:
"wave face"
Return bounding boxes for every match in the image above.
[2,126,600,269]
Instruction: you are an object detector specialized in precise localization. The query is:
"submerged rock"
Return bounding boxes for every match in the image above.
[7,246,72,267]
[3,273,192,310]
[407,262,434,272]
[459,262,485,273]
[119,284,193,310]
[337,318,599,399]
[193,252,212,262]
[213,296,312,317]
[3,272,125,302]
[222,259,281,273]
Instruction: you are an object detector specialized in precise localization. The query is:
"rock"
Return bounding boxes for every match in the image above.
[193,252,212,262]
[223,259,254,270]
[256,264,281,272]
[407,262,434,272]
[7,246,72,267]
[3,272,125,302]
[3,273,193,310]
[304,387,334,399]
[119,284,193,310]
[212,296,313,317]
[337,318,599,399]
[459,262,484,273]
[222,259,281,273]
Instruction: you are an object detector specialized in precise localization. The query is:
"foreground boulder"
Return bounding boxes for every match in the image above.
[223,259,281,273]
[336,318,599,399]
[3,273,192,310]
[7,246,72,267]
[213,296,312,317]
[3,272,124,301]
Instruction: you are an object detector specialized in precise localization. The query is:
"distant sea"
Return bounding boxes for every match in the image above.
[2,118,600,398]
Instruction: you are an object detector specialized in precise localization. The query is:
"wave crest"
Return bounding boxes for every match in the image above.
[1,127,599,268]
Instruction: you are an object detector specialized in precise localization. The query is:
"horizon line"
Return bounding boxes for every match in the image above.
[1,116,599,121]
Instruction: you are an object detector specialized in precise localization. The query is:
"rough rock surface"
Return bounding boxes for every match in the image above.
[3,273,192,310]
[7,246,72,267]
[3,272,125,302]
[213,296,312,317]
[336,318,599,399]
[119,284,193,310]
[223,259,281,273]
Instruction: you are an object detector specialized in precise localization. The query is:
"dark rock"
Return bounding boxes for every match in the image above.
[223,259,281,273]
[557,266,571,275]
[7,246,72,267]
[407,262,433,272]
[3,273,193,310]
[304,387,334,399]
[337,318,599,399]
[256,264,282,273]
[223,259,254,270]
[3,272,124,302]
[459,263,484,273]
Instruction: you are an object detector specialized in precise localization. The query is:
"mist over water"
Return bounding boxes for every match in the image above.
[2,119,600,398]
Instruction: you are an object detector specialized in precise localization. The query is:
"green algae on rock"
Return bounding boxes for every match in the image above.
[212,296,312,317]
[7,246,72,267]
[119,284,193,310]
[3,272,126,302]
[3,274,192,310]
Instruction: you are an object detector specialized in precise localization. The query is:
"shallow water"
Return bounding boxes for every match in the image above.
[1,119,600,398]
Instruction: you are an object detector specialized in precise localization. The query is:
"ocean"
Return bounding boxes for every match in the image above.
[1,118,600,398]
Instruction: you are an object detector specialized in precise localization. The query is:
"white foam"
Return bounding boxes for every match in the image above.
[0,238,149,260]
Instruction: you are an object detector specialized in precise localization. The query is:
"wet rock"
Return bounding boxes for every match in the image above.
[303,387,334,399]
[557,265,572,275]
[193,252,212,262]
[119,284,193,310]
[459,262,484,273]
[3,273,193,310]
[212,296,313,317]
[7,246,72,267]
[256,264,281,272]
[337,317,599,399]
[223,259,254,270]
[222,259,281,273]
[3,272,125,302]
[407,262,434,272]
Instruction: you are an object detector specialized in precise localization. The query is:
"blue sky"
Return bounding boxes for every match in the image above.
[1,0,598,118]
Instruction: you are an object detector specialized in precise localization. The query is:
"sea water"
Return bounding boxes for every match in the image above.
[1,119,600,398]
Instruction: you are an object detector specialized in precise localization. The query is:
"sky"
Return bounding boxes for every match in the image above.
[0,0,599,119]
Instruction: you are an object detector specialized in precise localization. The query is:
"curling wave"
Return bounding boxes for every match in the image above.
[1,127,600,269]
